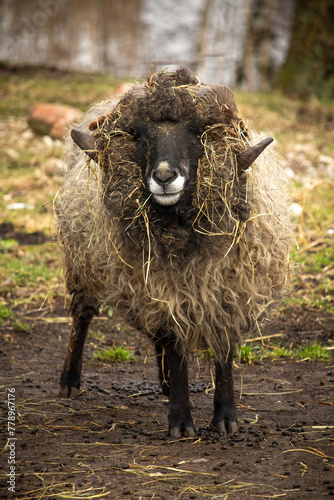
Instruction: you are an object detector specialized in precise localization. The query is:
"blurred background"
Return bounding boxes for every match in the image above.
[0,0,333,97]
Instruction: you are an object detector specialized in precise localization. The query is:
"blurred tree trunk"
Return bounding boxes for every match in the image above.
[239,0,296,91]
[276,0,334,99]
[242,0,275,91]
[196,0,295,89]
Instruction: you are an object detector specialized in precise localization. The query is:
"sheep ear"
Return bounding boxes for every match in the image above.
[71,129,99,163]
[237,137,273,175]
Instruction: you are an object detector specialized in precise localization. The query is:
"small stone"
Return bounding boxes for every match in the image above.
[29,103,80,139]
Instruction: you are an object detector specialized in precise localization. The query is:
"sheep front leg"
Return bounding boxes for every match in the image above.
[159,342,195,438]
[212,347,238,435]
[60,295,99,397]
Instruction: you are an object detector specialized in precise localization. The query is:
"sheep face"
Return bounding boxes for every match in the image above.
[133,122,203,207]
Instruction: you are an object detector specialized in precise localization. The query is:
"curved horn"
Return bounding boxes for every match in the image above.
[187,84,237,112]
[207,84,238,112]
[237,137,273,175]
[71,129,99,163]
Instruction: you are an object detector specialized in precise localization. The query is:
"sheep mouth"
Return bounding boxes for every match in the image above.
[152,193,182,206]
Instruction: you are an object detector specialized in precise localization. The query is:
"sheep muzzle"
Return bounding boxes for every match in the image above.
[149,160,185,206]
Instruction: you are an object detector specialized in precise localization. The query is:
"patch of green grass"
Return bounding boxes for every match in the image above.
[292,245,334,274]
[236,343,259,364]
[285,267,334,314]
[269,345,294,358]
[295,342,330,361]
[93,346,134,363]
[0,239,18,253]
[13,320,30,333]
[0,304,13,320]
[235,341,331,363]
[0,243,60,290]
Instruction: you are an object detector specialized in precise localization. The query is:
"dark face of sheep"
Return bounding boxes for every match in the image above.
[132,122,203,207]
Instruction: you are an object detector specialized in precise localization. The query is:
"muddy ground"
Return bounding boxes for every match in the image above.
[0,285,333,499]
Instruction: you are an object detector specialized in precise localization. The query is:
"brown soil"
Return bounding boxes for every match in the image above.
[0,299,333,499]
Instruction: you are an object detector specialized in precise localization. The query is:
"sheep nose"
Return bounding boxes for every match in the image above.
[153,163,177,185]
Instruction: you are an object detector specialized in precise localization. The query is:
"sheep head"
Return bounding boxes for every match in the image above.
[71,68,273,239]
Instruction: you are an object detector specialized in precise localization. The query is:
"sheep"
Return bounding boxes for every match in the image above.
[55,67,292,438]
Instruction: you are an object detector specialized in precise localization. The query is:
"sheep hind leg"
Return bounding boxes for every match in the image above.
[158,342,195,438]
[60,294,99,397]
[212,347,238,435]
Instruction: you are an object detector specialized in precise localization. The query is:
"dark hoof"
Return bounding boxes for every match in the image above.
[60,385,80,398]
[168,406,195,438]
[60,369,81,398]
[215,420,238,435]
[170,425,196,438]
